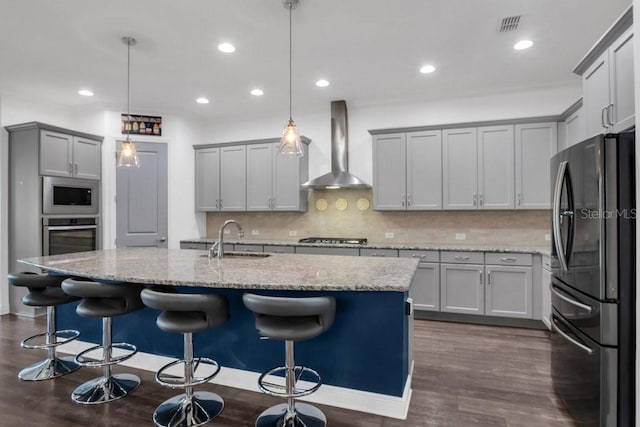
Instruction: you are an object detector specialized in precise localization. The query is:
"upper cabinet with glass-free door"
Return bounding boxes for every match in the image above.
[575,8,634,137]
[372,131,442,210]
[40,129,101,180]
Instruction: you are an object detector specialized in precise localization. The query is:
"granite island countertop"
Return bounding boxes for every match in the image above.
[181,237,552,256]
[19,248,419,292]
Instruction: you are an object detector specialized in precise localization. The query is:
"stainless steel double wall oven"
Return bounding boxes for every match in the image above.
[42,176,100,255]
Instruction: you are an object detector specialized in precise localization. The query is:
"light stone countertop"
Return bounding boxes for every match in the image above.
[181,237,552,256]
[19,248,419,292]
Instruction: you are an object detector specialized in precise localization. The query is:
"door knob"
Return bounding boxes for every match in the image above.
[159,237,167,243]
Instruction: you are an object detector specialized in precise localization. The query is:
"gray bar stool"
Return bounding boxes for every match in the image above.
[243,293,336,427]
[141,288,229,427]
[8,272,80,381]
[61,278,144,404]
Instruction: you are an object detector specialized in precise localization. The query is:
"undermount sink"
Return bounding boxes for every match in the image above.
[201,251,270,259]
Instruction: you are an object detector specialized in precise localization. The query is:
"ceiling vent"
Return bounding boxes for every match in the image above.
[499,15,521,32]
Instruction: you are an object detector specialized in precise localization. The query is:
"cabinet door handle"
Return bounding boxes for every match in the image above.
[517,193,522,206]
[500,257,517,263]
[479,270,483,285]
[607,103,614,126]
[487,271,491,285]
[68,162,73,174]
[601,106,608,129]
[401,194,406,207]
[219,198,223,209]
[473,193,477,206]
[454,256,469,261]
[74,163,78,175]
[479,194,483,206]
[272,198,276,209]
[215,199,219,210]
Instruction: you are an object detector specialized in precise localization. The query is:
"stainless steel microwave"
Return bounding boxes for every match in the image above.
[42,176,99,215]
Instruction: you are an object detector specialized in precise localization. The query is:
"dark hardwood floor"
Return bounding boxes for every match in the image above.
[0,314,574,426]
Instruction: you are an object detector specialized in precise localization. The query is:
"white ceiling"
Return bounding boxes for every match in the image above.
[0,0,632,121]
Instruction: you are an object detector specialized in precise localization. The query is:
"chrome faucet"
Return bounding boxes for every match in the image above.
[209,220,244,259]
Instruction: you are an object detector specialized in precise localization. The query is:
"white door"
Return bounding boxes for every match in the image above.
[116,141,168,248]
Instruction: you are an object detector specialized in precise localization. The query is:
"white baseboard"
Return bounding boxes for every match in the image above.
[60,340,412,420]
[542,316,552,331]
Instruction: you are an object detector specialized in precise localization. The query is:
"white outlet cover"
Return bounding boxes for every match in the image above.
[251,229,260,235]
[545,233,551,241]
[385,232,395,239]
[289,230,297,237]
[455,233,466,240]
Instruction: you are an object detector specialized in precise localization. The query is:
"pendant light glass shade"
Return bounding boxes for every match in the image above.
[279,119,303,157]
[278,0,304,158]
[117,36,140,168]
[117,138,140,167]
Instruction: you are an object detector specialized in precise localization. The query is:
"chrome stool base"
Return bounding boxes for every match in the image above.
[255,403,327,427]
[71,373,141,405]
[153,391,224,427]
[18,355,80,381]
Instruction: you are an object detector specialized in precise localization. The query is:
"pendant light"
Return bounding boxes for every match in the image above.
[117,36,140,168]
[278,0,304,157]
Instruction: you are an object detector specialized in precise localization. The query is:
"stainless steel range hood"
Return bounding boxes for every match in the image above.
[302,100,371,190]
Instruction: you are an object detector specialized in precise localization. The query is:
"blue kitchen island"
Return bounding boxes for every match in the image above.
[20,248,419,418]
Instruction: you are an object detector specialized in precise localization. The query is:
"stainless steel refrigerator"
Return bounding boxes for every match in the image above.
[550,132,635,426]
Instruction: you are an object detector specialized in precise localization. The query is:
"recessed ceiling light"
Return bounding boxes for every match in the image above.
[513,40,533,50]
[419,65,436,74]
[78,89,94,97]
[196,97,210,104]
[315,79,330,87]
[250,89,264,96]
[217,42,235,53]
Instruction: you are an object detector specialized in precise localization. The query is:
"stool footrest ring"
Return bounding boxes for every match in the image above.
[258,365,322,398]
[156,357,221,389]
[75,342,137,367]
[20,329,80,350]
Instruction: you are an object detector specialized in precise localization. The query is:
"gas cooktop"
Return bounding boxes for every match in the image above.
[298,237,368,245]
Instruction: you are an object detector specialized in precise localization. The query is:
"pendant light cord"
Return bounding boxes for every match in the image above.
[127,39,131,137]
[288,2,293,121]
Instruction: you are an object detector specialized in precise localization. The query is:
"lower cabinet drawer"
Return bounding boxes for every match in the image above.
[399,250,439,263]
[295,246,360,256]
[440,251,484,264]
[180,242,208,250]
[485,252,533,266]
[233,244,264,253]
[263,245,295,254]
[359,248,398,257]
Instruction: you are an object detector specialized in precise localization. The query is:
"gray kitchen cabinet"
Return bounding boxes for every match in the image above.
[581,28,634,137]
[220,145,246,211]
[194,147,220,211]
[485,265,533,319]
[263,245,295,254]
[233,244,263,253]
[478,125,515,209]
[194,145,246,211]
[440,263,484,314]
[40,130,101,179]
[372,131,442,210]
[564,107,584,149]
[514,122,557,209]
[542,255,552,330]
[180,242,208,250]
[295,246,359,256]
[400,250,440,311]
[247,141,309,211]
[359,248,398,257]
[372,133,407,210]
[443,128,477,209]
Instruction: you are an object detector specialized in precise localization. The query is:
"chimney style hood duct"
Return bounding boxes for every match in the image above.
[302,100,371,190]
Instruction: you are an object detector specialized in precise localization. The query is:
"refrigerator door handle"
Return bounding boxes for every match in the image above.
[551,316,594,355]
[551,285,593,313]
[553,161,569,271]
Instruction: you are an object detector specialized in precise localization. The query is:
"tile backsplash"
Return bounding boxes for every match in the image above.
[206,190,550,246]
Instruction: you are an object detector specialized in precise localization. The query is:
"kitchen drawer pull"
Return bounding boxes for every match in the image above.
[273,249,285,253]
[551,285,592,313]
[479,270,483,285]
[411,254,426,259]
[68,162,73,174]
[454,256,469,261]
[371,253,386,257]
[552,316,594,355]
[487,271,491,285]
[500,257,517,263]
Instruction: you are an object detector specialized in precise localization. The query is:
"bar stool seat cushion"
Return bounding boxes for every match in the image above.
[9,272,77,307]
[61,279,144,318]
[141,289,229,333]
[243,294,336,341]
